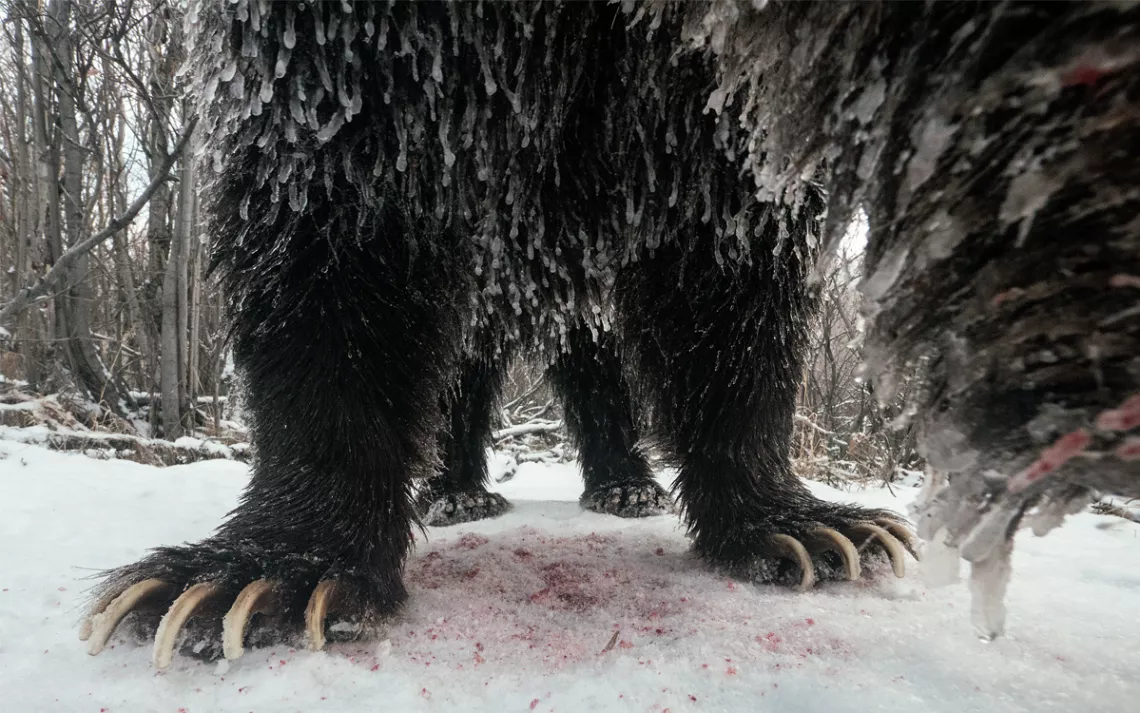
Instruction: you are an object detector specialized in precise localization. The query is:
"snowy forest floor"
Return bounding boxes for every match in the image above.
[1,438,1138,713]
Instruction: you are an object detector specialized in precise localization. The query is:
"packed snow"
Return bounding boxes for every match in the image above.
[1,439,1137,712]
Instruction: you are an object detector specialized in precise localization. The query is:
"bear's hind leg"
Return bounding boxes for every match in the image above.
[619,207,918,589]
[416,357,512,526]
[547,327,675,518]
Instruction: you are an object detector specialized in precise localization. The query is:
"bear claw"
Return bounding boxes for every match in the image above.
[222,579,280,660]
[807,526,862,581]
[767,533,818,590]
[875,518,923,561]
[84,575,359,669]
[82,578,173,656]
[303,579,338,653]
[753,520,916,590]
[153,582,221,669]
[847,521,908,578]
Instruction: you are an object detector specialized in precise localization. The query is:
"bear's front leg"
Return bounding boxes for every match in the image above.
[83,209,462,669]
[618,196,919,589]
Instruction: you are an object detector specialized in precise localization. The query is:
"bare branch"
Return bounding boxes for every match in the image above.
[493,420,564,442]
[0,115,197,327]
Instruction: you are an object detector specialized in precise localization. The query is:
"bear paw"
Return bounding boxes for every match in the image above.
[707,508,922,591]
[420,490,512,526]
[81,542,398,669]
[580,481,676,518]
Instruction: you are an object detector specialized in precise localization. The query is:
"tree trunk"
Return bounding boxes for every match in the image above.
[29,10,63,374]
[47,0,132,415]
[161,121,194,438]
[10,20,31,367]
[144,11,176,351]
[106,85,151,388]
[188,204,203,409]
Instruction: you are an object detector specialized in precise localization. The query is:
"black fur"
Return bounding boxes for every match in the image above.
[686,0,1140,564]
[546,328,674,516]
[91,0,1139,651]
[419,328,674,523]
[416,356,513,526]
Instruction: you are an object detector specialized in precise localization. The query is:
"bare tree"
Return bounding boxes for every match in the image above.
[0,0,226,439]
[793,226,922,486]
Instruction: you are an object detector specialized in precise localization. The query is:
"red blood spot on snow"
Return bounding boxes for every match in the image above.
[514,548,533,560]
[456,533,490,550]
[689,695,697,702]
[758,632,783,651]
[805,618,814,626]
[726,666,738,676]
[655,547,665,556]
[464,568,481,580]
[619,640,634,649]
[370,664,379,671]
[1008,429,1092,493]
[726,581,736,591]
[476,642,484,652]
[57,586,66,591]
[420,688,431,699]
[530,699,540,710]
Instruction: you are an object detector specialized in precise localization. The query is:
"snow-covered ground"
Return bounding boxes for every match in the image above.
[1,439,1137,713]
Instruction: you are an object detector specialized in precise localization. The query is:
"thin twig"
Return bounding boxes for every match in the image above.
[0,116,197,327]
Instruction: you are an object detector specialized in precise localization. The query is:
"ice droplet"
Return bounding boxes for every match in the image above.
[968,540,1012,641]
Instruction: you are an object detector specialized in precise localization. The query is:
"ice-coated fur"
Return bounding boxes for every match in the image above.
[683,0,1139,626]
[93,0,1139,647]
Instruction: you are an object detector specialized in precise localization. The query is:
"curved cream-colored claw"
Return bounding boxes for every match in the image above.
[848,522,907,578]
[875,518,922,561]
[305,580,338,652]
[83,579,173,655]
[153,582,220,670]
[808,526,861,580]
[768,534,817,591]
[222,579,279,660]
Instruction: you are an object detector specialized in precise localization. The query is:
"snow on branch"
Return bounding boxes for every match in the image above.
[493,419,564,442]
